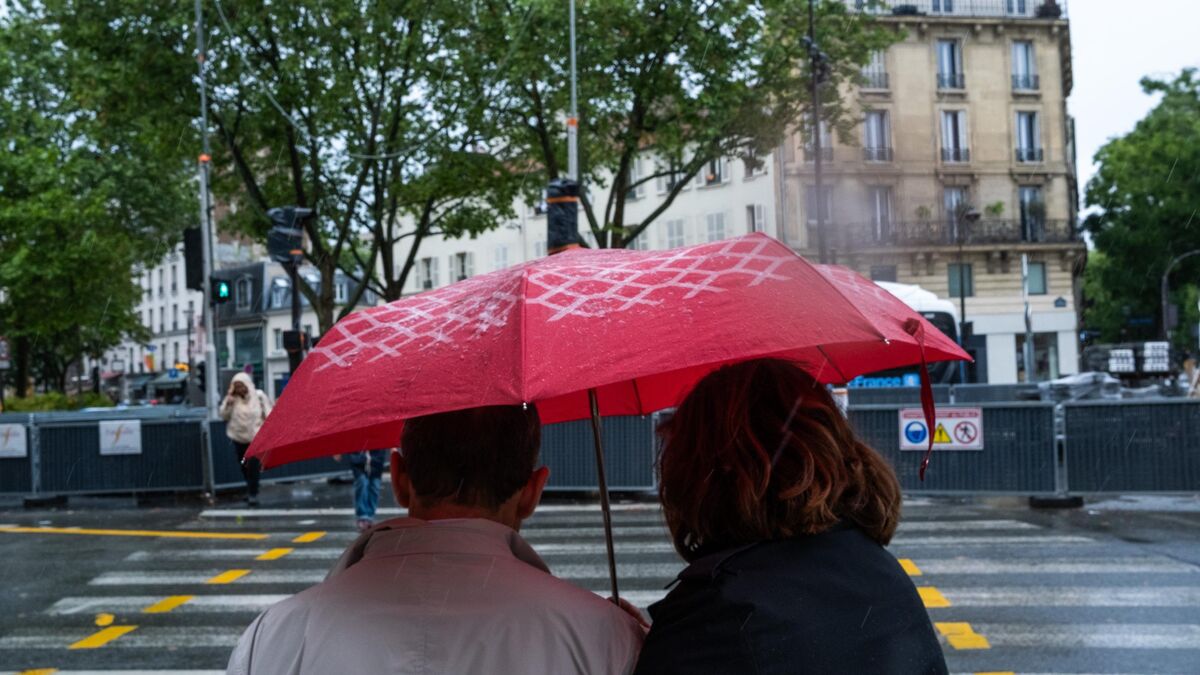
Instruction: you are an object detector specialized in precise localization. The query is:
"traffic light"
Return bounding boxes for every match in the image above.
[183,227,205,291]
[195,362,206,392]
[211,277,231,304]
[267,206,313,263]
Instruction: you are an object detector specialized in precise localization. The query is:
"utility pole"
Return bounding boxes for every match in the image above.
[1021,253,1036,382]
[806,0,830,263]
[567,0,579,183]
[547,0,582,255]
[195,0,220,420]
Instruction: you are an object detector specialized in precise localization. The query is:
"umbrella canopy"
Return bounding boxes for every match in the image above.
[248,233,967,469]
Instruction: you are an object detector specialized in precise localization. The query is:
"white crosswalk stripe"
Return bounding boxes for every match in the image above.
[4,505,1198,674]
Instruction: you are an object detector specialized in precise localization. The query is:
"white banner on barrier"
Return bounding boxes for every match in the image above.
[898,407,983,451]
[99,419,142,456]
[0,424,27,458]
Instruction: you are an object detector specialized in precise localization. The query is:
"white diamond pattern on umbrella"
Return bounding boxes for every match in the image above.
[309,237,795,370]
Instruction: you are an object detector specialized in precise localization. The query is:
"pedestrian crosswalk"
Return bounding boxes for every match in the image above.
[1,497,1199,674]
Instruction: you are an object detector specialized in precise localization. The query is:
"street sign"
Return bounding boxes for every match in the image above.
[899,407,984,451]
[0,424,27,458]
[99,420,142,456]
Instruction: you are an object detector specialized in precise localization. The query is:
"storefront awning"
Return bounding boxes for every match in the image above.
[150,371,189,387]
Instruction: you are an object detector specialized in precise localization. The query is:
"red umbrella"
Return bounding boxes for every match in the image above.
[248,233,967,598]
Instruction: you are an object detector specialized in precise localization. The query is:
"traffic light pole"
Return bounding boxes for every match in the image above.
[195,0,220,420]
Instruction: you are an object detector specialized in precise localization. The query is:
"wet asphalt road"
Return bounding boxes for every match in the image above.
[1,483,1198,674]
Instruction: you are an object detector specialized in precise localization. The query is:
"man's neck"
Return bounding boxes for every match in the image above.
[409,502,521,531]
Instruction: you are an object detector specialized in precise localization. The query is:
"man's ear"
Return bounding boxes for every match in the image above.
[390,450,412,509]
[516,466,550,521]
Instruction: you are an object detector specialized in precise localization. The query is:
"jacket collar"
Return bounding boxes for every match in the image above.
[327,517,551,580]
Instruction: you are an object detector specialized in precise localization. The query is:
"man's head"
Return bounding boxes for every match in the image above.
[391,404,547,530]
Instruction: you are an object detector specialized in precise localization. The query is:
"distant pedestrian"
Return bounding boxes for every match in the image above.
[219,372,272,506]
[336,450,388,531]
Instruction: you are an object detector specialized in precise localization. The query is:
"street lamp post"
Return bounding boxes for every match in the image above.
[955,207,980,383]
[1161,250,1200,343]
[806,0,832,263]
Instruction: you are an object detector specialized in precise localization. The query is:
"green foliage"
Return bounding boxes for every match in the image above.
[1083,68,1200,348]
[4,392,114,412]
[475,0,900,246]
[984,201,1006,217]
[0,8,192,393]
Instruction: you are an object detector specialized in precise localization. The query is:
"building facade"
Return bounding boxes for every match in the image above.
[783,0,1083,383]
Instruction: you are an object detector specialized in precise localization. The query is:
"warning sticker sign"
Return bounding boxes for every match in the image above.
[898,408,983,451]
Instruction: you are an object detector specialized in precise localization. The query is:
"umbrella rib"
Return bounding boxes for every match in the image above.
[817,345,851,384]
[806,261,890,342]
[631,377,645,415]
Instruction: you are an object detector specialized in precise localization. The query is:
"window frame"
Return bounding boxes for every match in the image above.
[948,262,975,298]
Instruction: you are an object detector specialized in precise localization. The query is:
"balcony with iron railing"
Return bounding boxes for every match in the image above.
[803,146,834,162]
[941,147,971,163]
[861,70,889,90]
[1012,73,1040,90]
[815,218,1077,249]
[863,147,894,162]
[1015,147,1045,162]
[937,72,966,90]
[848,1,1067,19]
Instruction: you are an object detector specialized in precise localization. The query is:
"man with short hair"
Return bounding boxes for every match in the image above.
[227,404,644,674]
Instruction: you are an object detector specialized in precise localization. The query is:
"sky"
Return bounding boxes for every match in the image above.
[1068,0,1199,205]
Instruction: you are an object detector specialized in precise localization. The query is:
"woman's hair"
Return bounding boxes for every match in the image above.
[657,358,901,561]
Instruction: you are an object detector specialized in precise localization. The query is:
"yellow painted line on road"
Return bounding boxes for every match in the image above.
[935,622,992,650]
[206,569,251,584]
[18,669,58,674]
[293,531,326,543]
[94,612,114,627]
[918,586,951,608]
[68,625,137,649]
[0,526,267,541]
[257,547,295,560]
[143,595,194,613]
[898,558,922,576]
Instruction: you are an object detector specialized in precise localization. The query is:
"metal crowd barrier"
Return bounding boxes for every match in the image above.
[848,402,1058,494]
[1063,399,1200,493]
[847,386,951,406]
[541,415,658,491]
[208,420,347,490]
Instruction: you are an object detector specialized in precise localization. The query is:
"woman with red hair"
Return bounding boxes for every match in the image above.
[633,358,946,674]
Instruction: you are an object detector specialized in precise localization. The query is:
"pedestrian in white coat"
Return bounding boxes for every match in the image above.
[219,372,272,505]
[227,404,644,675]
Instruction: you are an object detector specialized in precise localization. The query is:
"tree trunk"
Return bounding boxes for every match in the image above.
[14,335,30,398]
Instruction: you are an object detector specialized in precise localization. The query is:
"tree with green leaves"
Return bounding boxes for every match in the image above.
[1083,68,1200,348]
[0,10,193,395]
[476,0,898,247]
[47,0,524,330]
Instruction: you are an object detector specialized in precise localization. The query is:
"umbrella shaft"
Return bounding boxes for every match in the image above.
[588,388,620,605]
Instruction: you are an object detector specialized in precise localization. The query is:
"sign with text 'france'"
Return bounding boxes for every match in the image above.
[0,424,27,458]
[898,407,983,451]
[99,420,142,456]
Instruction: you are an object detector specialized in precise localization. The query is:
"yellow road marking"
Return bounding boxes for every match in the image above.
[68,625,137,649]
[935,622,992,650]
[0,526,267,541]
[293,531,326,543]
[898,558,922,576]
[206,569,251,584]
[143,595,194,613]
[918,586,951,608]
[94,613,114,627]
[257,547,294,560]
[18,669,58,675]
[976,672,1015,675]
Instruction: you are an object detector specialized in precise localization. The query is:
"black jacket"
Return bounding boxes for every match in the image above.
[632,523,947,675]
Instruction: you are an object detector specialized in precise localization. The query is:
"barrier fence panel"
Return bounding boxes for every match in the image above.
[36,418,205,495]
[541,416,657,491]
[849,402,1057,494]
[209,420,348,490]
[1063,399,1200,493]
[951,383,1041,403]
[0,413,34,495]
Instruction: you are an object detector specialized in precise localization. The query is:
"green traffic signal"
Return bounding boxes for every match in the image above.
[212,278,231,304]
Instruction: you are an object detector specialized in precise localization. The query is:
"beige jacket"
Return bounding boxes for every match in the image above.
[219,372,272,444]
[227,517,644,675]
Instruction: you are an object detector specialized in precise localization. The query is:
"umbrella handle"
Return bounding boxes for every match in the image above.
[588,388,620,605]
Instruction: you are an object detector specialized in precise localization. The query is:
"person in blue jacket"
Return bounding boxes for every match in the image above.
[634,358,947,675]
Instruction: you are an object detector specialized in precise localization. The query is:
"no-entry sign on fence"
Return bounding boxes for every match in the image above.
[899,407,983,451]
